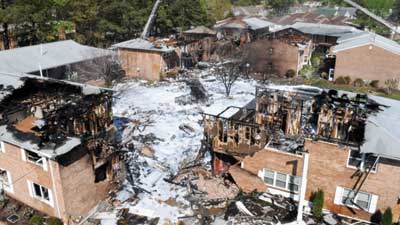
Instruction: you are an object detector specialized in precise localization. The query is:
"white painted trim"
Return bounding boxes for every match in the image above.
[0,141,5,153]
[27,180,33,197]
[334,186,376,212]
[28,181,54,207]
[49,161,61,218]
[20,148,26,161]
[0,168,13,194]
[369,194,379,213]
[42,157,48,172]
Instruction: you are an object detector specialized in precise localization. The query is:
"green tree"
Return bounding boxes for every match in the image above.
[265,0,294,15]
[381,207,393,225]
[391,0,400,22]
[311,189,324,219]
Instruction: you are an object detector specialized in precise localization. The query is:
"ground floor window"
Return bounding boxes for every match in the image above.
[28,181,53,206]
[262,168,300,193]
[334,186,378,213]
[0,169,12,193]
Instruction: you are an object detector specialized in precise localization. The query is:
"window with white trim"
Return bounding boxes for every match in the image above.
[262,168,300,193]
[347,150,378,172]
[0,169,13,193]
[26,151,43,165]
[29,182,53,206]
[334,186,378,213]
[0,141,4,153]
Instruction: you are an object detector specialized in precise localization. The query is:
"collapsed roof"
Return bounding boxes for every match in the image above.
[205,85,400,160]
[0,73,112,159]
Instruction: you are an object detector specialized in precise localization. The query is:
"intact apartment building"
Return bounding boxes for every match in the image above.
[330,32,400,88]
[0,73,125,224]
[203,87,400,223]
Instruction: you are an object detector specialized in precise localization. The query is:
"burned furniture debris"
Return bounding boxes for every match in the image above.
[0,73,126,224]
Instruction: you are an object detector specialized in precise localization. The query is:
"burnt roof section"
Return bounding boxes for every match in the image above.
[0,73,111,159]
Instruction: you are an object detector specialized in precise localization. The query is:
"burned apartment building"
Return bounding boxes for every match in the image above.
[180,26,217,68]
[244,22,361,78]
[0,73,125,224]
[244,27,314,78]
[203,87,400,222]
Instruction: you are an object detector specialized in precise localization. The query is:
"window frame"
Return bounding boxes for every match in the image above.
[0,168,13,193]
[0,141,5,153]
[262,168,300,193]
[340,188,372,211]
[346,150,378,173]
[29,181,53,206]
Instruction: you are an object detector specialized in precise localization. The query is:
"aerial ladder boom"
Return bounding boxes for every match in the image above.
[141,0,163,38]
[343,0,399,38]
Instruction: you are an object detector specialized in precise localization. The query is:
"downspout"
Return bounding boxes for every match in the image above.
[49,161,62,219]
[297,152,310,223]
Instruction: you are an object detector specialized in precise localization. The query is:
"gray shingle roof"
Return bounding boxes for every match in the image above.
[289,22,360,37]
[111,38,175,53]
[0,40,111,74]
[332,31,400,55]
[183,26,216,35]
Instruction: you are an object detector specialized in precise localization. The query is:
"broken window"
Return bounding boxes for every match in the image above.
[26,150,43,165]
[31,182,51,203]
[0,169,11,192]
[95,162,109,183]
[347,150,378,172]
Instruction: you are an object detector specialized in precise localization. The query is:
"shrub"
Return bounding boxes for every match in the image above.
[370,80,380,88]
[335,76,347,85]
[311,189,324,219]
[299,65,315,79]
[46,217,63,225]
[353,78,364,87]
[321,72,328,80]
[286,69,296,78]
[311,52,323,68]
[381,207,393,225]
[29,215,44,225]
[344,76,352,85]
[385,78,400,94]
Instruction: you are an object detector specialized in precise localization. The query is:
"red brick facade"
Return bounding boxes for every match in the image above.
[334,44,400,88]
[0,141,115,224]
[236,139,400,222]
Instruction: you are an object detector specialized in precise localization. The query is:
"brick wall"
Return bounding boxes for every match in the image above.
[242,148,304,177]
[244,39,300,77]
[59,154,112,220]
[305,139,400,221]
[0,142,60,217]
[334,45,400,88]
[235,140,400,221]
